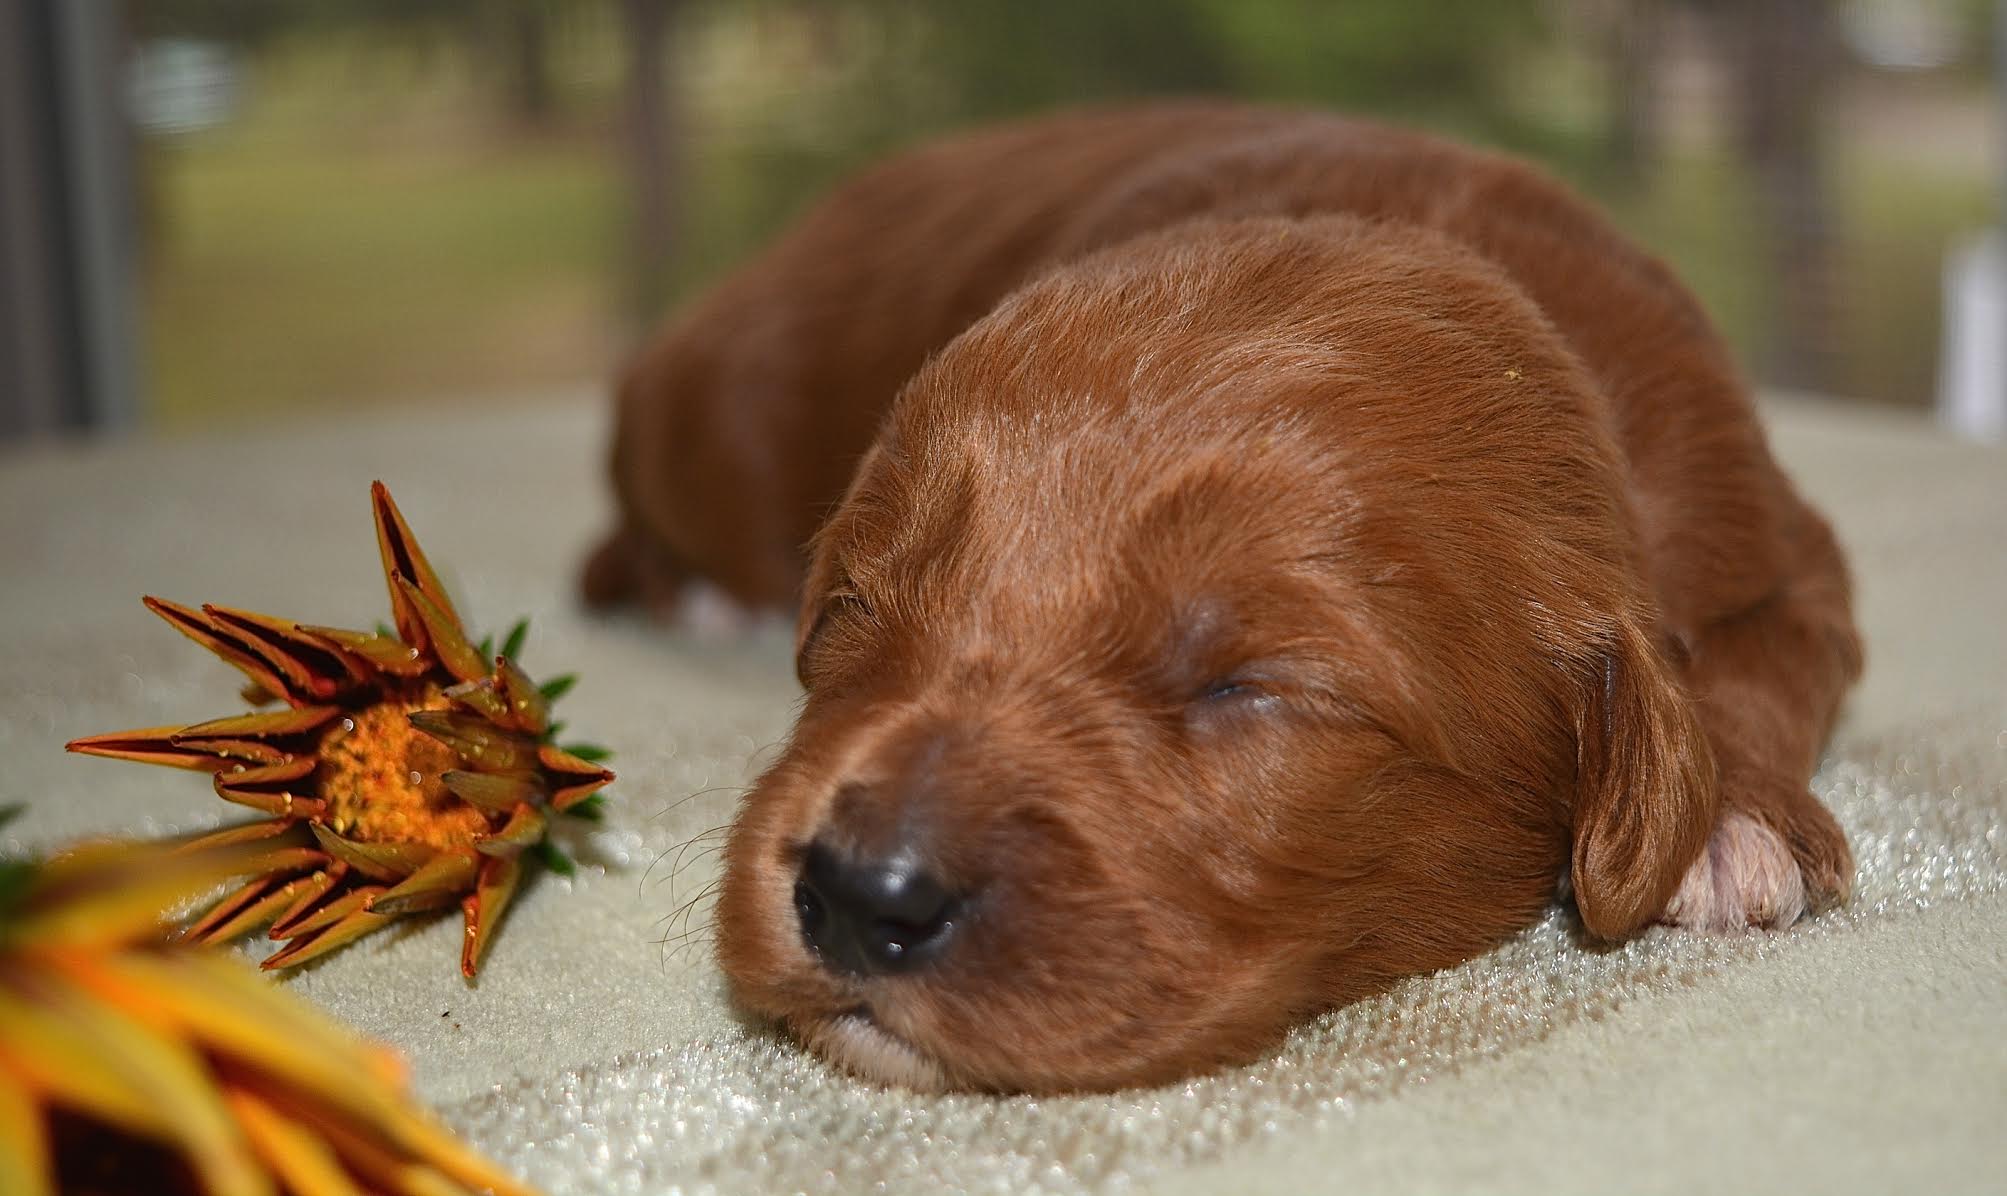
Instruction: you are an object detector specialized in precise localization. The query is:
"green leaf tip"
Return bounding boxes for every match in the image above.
[501,618,530,662]
[530,839,575,877]
[562,794,607,822]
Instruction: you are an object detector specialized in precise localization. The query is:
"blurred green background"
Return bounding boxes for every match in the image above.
[132,0,1996,428]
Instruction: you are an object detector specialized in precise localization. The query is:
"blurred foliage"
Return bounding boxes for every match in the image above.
[134,0,1995,424]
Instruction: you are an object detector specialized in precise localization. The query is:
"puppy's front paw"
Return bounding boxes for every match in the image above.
[1662,810,1808,931]
[666,579,765,638]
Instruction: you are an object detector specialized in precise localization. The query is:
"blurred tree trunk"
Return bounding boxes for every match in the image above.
[1606,0,1665,184]
[1713,0,1839,392]
[481,0,556,128]
[501,0,555,125]
[622,0,680,324]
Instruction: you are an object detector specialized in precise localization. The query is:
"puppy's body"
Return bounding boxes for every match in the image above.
[590,104,1861,1091]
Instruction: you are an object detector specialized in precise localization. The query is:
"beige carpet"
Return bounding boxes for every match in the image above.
[3,392,2002,1194]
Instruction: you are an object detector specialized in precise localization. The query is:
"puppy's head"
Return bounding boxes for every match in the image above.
[717,217,1712,1092]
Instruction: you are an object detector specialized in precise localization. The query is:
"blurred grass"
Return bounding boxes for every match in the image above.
[140,13,1992,426]
[143,40,623,428]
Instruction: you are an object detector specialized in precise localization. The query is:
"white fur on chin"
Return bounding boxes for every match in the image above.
[806,1013,953,1092]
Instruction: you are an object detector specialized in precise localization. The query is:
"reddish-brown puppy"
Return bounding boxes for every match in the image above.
[589,104,1861,1092]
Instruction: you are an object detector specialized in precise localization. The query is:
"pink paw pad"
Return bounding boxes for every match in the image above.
[1662,811,1807,931]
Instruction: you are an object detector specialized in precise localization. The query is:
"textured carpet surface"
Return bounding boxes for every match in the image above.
[3,393,2003,1194]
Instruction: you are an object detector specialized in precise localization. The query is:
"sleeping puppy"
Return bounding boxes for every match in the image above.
[586,103,1862,1092]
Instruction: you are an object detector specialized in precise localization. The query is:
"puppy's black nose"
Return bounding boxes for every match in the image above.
[795,838,959,976]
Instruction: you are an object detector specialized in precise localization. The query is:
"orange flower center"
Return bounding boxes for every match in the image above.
[318,691,490,849]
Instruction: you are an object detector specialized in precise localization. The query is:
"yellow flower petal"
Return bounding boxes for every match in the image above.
[28,964,272,1196]
[372,481,464,654]
[0,1065,52,1196]
[461,854,522,979]
[228,1089,369,1196]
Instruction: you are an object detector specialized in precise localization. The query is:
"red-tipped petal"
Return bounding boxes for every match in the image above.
[460,855,522,978]
[179,876,285,944]
[474,804,546,859]
[440,769,546,814]
[492,656,549,736]
[393,574,485,684]
[368,850,478,917]
[177,705,341,742]
[264,904,396,970]
[298,624,432,678]
[213,758,326,819]
[407,710,532,771]
[441,676,511,725]
[372,483,462,653]
[538,744,615,811]
[183,876,313,945]
[144,596,301,705]
[201,606,361,702]
[307,825,436,883]
[267,864,351,936]
[66,725,237,770]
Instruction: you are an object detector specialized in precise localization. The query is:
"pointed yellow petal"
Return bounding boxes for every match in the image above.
[159,953,408,1092]
[227,1090,368,1196]
[264,905,396,970]
[145,596,298,705]
[439,769,546,814]
[89,953,392,1104]
[175,820,299,853]
[119,954,533,1196]
[300,624,433,678]
[181,876,284,943]
[0,1065,52,1196]
[372,483,462,654]
[308,825,436,883]
[460,854,522,979]
[15,848,267,949]
[407,710,532,771]
[65,724,237,770]
[386,1103,540,1196]
[270,1106,467,1196]
[368,851,478,917]
[394,574,485,684]
[474,804,545,859]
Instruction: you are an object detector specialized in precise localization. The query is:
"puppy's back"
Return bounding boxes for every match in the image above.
[601,102,1786,627]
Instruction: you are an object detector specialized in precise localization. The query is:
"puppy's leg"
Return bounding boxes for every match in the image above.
[1665,497,1862,930]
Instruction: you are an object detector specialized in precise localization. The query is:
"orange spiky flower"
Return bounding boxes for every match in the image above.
[67,483,613,978]
[0,816,538,1196]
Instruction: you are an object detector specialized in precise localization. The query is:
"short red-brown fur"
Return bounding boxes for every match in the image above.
[589,102,1861,1093]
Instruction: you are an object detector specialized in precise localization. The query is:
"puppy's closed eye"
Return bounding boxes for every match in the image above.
[797,586,873,685]
[1185,673,1286,729]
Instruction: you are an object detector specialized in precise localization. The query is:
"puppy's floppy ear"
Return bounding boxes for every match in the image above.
[1570,617,1718,940]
